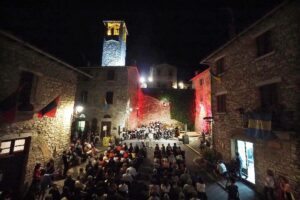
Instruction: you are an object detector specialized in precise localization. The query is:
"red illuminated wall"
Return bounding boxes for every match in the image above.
[191,69,211,133]
[127,66,140,129]
[128,68,183,129]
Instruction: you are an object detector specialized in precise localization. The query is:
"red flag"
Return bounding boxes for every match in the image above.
[38,96,60,118]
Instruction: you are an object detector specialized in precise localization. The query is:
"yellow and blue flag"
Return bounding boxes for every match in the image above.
[209,69,222,82]
[245,113,275,140]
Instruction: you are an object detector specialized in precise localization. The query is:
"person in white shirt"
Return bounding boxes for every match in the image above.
[216,160,228,179]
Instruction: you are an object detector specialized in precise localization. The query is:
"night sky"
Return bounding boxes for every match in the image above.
[0,0,282,80]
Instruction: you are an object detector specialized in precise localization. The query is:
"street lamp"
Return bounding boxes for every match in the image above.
[76,105,84,113]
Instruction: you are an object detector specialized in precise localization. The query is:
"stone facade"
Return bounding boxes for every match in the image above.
[0,31,87,197]
[147,63,178,89]
[201,1,300,197]
[75,66,140,136]
[191,69,212,134]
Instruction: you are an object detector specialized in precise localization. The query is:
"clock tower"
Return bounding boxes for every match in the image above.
[101,20,128,66]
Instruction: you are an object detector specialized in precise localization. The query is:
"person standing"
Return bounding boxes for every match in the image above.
[280,177,295,200]
[264,169,275,200]
[226,177,240,200]
[235,152,243,179]
[62,150,69,177]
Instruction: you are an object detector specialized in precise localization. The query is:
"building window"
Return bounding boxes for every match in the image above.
[259,83,278,111]
[0,141,11,154]
[157,69,161,76]
[107,69,115,80]
[80,91,88,103]
[13,139,25,152]
[216,57,225,75]
[0,138,27,155]
[217,94,226,113]
[168,69,173,77]
[18,71,36,111]
[199,79,204,86]
[106,92,113,104]
[256,30,272,57]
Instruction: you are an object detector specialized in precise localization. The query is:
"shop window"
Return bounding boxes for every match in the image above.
[217,94,226,113]
[256,30,273,57]
[106,92,113,104]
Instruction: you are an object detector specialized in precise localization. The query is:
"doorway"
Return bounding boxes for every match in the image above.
[101,121,111,138]
[236,140,255,184]
[0,137,30,199]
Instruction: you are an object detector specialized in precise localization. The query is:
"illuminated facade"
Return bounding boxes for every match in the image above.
[101,21,128,66]
[191,69,211,134]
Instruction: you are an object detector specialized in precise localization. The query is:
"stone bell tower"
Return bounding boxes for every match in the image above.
[101,20,128,66]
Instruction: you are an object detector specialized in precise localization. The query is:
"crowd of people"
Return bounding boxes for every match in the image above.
[121,122,178,141]
[28,141,147,200]
[149,143,208,200]
[24,135,296,200]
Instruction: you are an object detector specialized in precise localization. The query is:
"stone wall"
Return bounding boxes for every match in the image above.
[0,32,79,195]
[204,1,300,197]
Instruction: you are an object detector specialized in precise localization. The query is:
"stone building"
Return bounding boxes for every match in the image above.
[201,1,300,197]
[74,20,140,137]
[75,66,140,136]
[147,63,177,89]
[191,69,212,134]
[0,31,90,198]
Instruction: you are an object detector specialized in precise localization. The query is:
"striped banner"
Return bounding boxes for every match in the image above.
[245,113,275,140]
